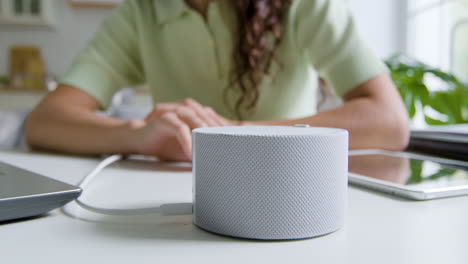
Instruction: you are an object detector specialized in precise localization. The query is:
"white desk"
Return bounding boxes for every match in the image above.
[1,150,467,264]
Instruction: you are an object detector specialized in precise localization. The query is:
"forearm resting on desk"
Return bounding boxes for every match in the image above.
[250,74,410,150]
[25,85,144,155]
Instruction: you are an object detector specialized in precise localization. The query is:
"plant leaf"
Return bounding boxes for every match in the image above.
[385,54,468,125]
[424,115,448,125]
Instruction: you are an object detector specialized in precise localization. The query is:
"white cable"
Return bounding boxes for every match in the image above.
[78,155,123,189]
[64,154,192,218]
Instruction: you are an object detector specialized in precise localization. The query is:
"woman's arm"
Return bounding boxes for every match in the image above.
[25,85,226,160]
[270,0,409,150]
[248,74,410,150]
[25,85,145,155]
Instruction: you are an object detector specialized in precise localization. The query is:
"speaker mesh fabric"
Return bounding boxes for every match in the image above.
[192,126,348,240]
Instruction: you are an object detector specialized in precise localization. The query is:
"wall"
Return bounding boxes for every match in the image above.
[349,0,407,58]
[0,1,112,77]
[0,0,406,77]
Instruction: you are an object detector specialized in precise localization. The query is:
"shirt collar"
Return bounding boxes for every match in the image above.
[154,0,191,25]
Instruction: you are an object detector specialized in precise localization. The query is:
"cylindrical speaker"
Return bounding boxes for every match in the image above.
[192,126,348,240]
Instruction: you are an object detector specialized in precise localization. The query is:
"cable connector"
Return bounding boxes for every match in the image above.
[160,203,193,215]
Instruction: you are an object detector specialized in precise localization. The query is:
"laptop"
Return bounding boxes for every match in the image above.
[0,161,81,222]
[409,124,468,161]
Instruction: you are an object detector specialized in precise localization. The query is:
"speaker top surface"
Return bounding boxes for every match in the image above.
[193,126,348,137]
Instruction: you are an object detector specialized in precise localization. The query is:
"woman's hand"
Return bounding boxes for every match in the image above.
[135,98,237,161]
[145,98,233,127]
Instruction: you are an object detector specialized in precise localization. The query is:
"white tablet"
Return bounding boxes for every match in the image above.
[348,150,468,200]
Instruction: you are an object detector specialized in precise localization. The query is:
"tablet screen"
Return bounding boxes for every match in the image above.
[349,154,468,189]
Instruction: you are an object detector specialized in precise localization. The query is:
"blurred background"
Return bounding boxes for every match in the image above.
[0,0,467,150]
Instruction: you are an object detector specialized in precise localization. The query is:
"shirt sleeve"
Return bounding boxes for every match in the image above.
[292,0,388,96]
[60,0,144,109]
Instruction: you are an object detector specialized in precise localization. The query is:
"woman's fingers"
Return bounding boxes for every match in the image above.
[160,112,192,160]
[175,106,208,129]
[182,98,222,127]
[143,98,238,161]
[147,98,234,130]
[146,103,179,121]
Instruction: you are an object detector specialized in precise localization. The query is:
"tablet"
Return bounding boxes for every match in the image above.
[348,150,468,200]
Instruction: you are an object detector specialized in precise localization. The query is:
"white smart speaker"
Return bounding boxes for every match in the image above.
[192,125,349,240]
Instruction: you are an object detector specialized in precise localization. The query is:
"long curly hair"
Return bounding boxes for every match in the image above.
[229,0,291,119]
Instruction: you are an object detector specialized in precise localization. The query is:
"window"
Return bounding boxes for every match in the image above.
[407,0,468,81]
[0,0,54,26]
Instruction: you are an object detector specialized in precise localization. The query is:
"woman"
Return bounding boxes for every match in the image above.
[25,0,409,161]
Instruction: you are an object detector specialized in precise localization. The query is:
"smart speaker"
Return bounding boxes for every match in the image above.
[192,126,349,240]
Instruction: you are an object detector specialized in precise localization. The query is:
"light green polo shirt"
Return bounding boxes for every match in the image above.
[61,0,387,120]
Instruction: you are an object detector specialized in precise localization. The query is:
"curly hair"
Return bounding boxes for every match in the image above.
[229,0,291,119]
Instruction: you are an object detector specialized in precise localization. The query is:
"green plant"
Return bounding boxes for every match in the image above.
[0,75,7,85]
[385,55,468,125]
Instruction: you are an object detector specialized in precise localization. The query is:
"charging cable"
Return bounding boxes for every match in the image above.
[63,155,193,219]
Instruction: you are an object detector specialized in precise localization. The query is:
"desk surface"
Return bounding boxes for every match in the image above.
[1,150,467,264]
